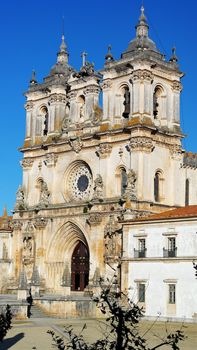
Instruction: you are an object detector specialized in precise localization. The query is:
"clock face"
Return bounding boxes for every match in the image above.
[68,164,92,201]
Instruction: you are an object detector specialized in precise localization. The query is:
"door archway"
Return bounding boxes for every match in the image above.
[71,241,89,291]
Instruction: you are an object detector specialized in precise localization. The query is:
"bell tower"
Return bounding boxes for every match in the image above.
[101,6,183,134]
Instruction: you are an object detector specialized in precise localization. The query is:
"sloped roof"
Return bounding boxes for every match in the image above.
[133,205,197,222]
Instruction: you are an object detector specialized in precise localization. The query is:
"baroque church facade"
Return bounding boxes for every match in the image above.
[1,7,197,302]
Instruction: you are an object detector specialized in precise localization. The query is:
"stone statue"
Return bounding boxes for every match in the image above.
[14,186,25,210]
[93,174,104,200]
[39,180,50,207]
[23,237,33,258]
[91,104,103,125]
[104,215,121,260]
[123,169,137,200]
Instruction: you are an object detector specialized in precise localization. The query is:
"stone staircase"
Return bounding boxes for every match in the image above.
[29,303,48,318]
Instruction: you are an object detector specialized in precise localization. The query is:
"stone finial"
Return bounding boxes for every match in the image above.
[170,47,178,63]
[30,70,37,86]
[31,266,40,286]
[3,206,8,218]
[57,35,69,64]
[105,45,114,62]
[18,268,27,290]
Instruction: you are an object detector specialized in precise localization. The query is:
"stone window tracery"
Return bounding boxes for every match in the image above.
[66,162,93,201]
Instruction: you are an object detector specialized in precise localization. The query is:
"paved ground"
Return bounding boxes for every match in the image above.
[1,317,197,349]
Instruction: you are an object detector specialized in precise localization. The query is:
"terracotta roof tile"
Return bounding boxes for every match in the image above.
[134,205,197,222]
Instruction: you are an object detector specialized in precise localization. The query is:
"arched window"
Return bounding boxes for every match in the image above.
[154,171,163,202]
[153,86,165,120]
[185,179,189,206]
[116,166,127,197]
[122,86,130,118]
[40,106,49,136]
[121,168,127,196]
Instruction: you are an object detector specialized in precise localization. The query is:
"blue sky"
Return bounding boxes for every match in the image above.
[1,0,197,213]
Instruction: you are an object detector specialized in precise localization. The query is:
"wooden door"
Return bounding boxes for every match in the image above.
[71,241,89,291]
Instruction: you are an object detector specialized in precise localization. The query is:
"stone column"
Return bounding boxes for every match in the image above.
[172,81,182,124]
[102,79,112,122]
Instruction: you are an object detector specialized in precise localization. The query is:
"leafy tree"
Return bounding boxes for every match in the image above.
[0,304,12,342]
[48,278,185,350]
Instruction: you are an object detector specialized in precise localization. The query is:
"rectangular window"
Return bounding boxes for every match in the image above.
[138,283,145,302]
[169,284,176,304]
[168,237,176,251]
[139,239,146,251]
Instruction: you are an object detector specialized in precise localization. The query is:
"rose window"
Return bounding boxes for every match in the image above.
[67,164,93,201]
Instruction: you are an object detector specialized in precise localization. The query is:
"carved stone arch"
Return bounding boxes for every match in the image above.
[152,84,167,120]
[46,221,90,292]
[115,165,127,197]
[63,160,93,202]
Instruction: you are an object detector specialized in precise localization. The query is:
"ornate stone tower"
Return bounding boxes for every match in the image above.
[10,7,197,299]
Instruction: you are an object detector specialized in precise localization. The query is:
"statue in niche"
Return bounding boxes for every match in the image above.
[93,174,104,200]
[39,180,50,207]
[23,221,34,261]
[91,104,103,125]
[104,215,121,260]
[79,103,85,122]
[123,169,137,200]
[62,103,70,131]
[14,186,26,210]
[23,237,33,258]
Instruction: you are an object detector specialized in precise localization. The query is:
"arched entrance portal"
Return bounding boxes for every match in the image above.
[71,241,89,291]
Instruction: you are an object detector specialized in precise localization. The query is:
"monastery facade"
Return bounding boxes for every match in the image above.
[0,6,197,320]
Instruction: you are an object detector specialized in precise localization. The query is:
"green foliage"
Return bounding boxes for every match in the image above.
[0,304,12,342]
[48,279,185,350]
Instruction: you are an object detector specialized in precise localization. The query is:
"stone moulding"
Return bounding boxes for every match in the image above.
[20,158,34,169]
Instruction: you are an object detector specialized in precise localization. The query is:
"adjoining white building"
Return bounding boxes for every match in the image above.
[121,205,197,322]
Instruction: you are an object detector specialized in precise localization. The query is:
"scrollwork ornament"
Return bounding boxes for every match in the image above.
[101,80,112,90]
[34,217,48,229]
[87,213,102,225]
[96,143,112,158]
[69,137,83,153]
[129,137,154,152]
[49,93,67,104]
[172,81,182,92]
[20,158,34,169]
[45,153,58,167]
[132,70,153,82]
